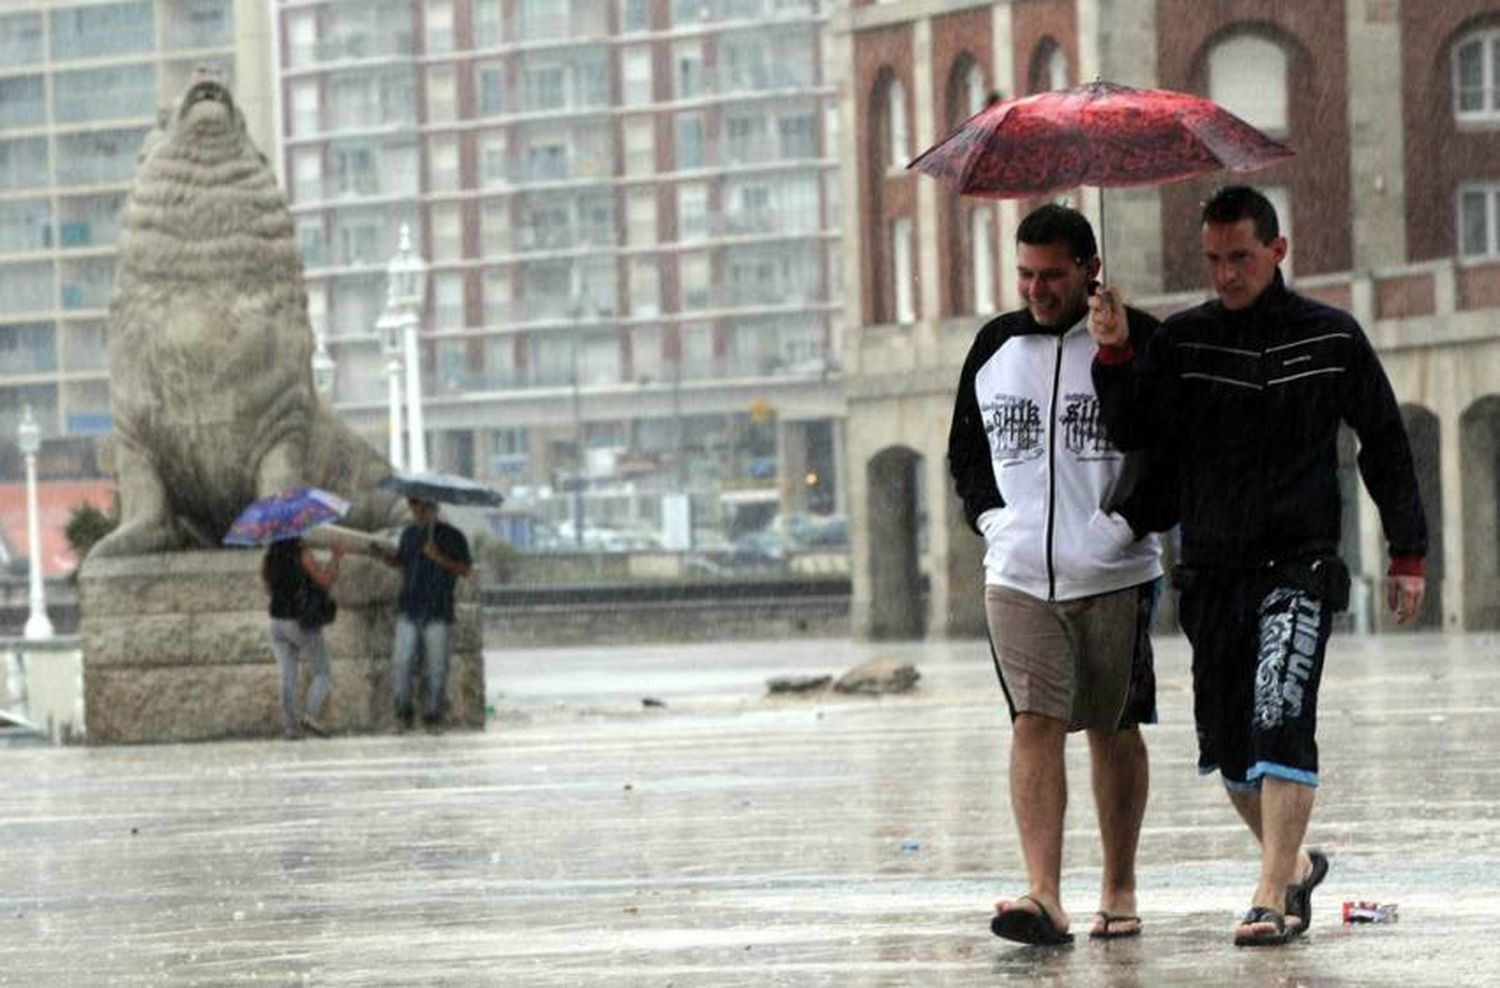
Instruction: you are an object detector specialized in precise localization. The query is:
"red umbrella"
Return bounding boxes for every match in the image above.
[909,79,1293,199]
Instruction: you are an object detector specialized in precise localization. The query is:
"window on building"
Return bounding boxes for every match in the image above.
[426,1,454,52]
[676,113,705,170]
[725,114,768,163]
[887,79,909,170]
[576,54,611,107]
[427,65,458,122]
[1459,182,1500,258]
[892,217,915,323]
[1263,185,1294,279]
[475,0,503,48]
[1048,46,1068,91]
[624,118,656,175]
[480,131,509,186]
[723,36,769,91]
[525,140,569,181]
[630,257,661,316]
[297,218,326,267]
[292,80,320,136]
[0,12,44,66]
[0,138,48,192]
[622,0,651,34]
[291,149,323,203]
[480,201,509,257]
[524,64,567,112]
[971,207,996,313]
[55,128,148,187]
[332,145,377,196]
[432,204,463,261]
[966,61,988,118]
[1454,28,1500,120]
[680,252,710,309]
[0,198,51,252]
[627,191,657,245]
[623,48,653,106]
[515,0,567,41]
[163,0,231,50]
[677,183,708,242]
[429,138,460,193]
[0,75,44,129]
[57,193,124,248]
[50,2,153,60]
[477,64,505,116]
[484,268,512,324]
[778,112,818,158]
[1209,33,1288,135]
[433,272,465,329]
[675,41,704,99]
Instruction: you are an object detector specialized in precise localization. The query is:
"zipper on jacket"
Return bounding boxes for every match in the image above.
[1044,333,1063,600]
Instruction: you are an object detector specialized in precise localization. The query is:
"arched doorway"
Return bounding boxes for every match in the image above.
[866,446,925,639]
[1460,396,1500,629]
[1400,405,1443,630]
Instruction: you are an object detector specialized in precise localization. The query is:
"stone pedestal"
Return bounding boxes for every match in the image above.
[78,550,484,744]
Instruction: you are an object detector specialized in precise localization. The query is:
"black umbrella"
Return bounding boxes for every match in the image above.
[378,470,505,507]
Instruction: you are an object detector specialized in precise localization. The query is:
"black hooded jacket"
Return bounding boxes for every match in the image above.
[1091,272,1427,569]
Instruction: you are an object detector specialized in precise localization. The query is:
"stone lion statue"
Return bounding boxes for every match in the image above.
[91,73,402,557]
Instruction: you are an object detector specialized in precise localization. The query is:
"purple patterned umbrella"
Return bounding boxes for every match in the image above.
[908,80,1294,199]
[223,487,351,547]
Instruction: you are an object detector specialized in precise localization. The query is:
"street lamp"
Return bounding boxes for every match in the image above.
[311,331,336,399]
[377,309,405,469]
[386,223,428,473]
[18,406,53,640]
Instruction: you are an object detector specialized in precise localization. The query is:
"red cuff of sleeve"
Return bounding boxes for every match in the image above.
[1094,342,1135,365]
[1387,555,1425,578]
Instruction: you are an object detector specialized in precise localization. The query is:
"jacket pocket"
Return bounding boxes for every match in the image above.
[1086,508,1138,557]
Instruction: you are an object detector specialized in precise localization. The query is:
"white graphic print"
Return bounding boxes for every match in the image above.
[984,395,1043,461]
[1254,588,1322,729]
[1058,392,1117,460]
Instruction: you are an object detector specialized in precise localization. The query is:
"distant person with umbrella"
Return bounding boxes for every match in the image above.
[948,203,1176,945]
[1088,186,1428,946]
[368,493,474,732]
[228,488,355,741]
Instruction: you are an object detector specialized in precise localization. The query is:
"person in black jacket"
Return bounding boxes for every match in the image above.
[262,536,345,739]
[1088,186,1427,947]
[948,204,1175,945]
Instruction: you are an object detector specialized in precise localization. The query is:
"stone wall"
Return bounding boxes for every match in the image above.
[78,550,483,743]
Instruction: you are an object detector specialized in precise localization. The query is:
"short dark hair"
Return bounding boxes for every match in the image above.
[1201,185,1280,243]
[1016,203,1097,264]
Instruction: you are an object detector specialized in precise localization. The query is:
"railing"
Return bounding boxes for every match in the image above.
[1,635,84,744]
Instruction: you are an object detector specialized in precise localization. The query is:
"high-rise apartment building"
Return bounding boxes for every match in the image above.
[276,0,845,544]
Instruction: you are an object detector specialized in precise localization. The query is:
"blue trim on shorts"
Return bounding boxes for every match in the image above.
[1200,763,1263,792]
[1246,760,1319,788]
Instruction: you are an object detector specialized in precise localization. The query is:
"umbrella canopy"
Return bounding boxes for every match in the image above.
[908,80,1293,200]
[223,487,350,547]
[378,469,505,507]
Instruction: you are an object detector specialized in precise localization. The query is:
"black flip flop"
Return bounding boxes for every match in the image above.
[1233,905,1303,947]
[991,894,1075,946]
[1285,849,1329,930]
[1089,911,1143,939]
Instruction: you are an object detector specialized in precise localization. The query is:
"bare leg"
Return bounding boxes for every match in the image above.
[996,712,1071,932]
[1227,780,1315,938]
[1087,726,1148,934]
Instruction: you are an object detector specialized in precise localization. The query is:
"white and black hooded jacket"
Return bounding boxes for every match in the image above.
[947,305,1173,601]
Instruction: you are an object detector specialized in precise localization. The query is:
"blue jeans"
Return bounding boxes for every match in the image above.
[267,619,331,732]
[392,615,453,723]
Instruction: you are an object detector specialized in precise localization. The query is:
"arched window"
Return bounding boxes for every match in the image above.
[966,62,987,117]
[887,78,910,168]
[971,207,996,313]
[1029,39,1068,94]
[1454,27,1500,121]
[1047,46,1067,91]
[1209,33,1288,134]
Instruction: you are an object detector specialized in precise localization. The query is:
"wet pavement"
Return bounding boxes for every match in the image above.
[4,631,1499,986]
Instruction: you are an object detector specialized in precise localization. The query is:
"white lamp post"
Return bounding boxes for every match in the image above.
[18,406,53,640]
[311,331,336,398]
[377,309,405,469]
[386,223,428,473]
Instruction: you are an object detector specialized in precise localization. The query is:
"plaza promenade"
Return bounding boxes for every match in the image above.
[4,632,1499,986]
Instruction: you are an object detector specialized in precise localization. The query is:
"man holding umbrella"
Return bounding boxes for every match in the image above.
[369,496,473,732]
[1088,186,1428,946]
